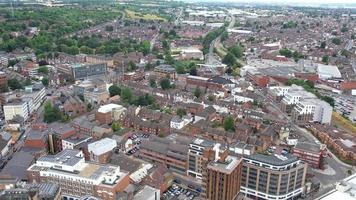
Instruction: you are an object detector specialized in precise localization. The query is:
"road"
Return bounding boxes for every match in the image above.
[150,32,160,52]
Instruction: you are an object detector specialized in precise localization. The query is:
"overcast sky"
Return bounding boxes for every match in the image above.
[191,0,355,4]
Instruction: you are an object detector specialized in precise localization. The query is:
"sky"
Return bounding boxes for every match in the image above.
[191,0,356,4]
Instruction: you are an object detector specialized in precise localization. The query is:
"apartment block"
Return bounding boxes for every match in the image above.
[241,154,307,200]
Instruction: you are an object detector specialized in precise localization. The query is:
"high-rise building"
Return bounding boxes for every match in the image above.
[203,144,243,200]
[27,149,130,200]
[241,153,307,200]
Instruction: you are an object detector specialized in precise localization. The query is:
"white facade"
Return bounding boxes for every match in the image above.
[294,99,332,124]
[88,137,117,156]
[170,116,192,130]
[3,102,30,121]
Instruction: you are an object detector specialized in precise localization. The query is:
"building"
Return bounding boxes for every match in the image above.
[292,142,324,169]
[0,71,7,93]
[133,185,160,200]
[139,136,189,175]
[180,48,204,60]
[154,65,176,80]
[87,138,117,164]
[0,183,61,200]
[317,64,342,80]
[275,85,332,124]
[0,132,12,158]
[62,134,92,150]
[241,154,307,200]
[170,115,193,130]
[3,100,30,121]
[187,138,216,180]
[48,122,77,154]
[291,99,332,124]
[3,83,46,121]
[96,104,127,125]
[318,174,356,200]
[71,63,107,80]
[204,146,242,200]
[27,149,130,200]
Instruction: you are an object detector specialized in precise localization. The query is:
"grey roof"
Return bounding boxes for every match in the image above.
[26,128,48,140]
[37,149,82,167]
[0,151,35,180]
[244,153,299,166]
[134,186,159,200]
[48,122,75,135]
[208,76,233,85]
[24,183,60,198]
[295,142,321,154]
[110,154,143,173]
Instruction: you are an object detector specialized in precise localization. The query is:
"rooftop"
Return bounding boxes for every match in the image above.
[207,155,241,174]
[244,153,299,166]
[87,138,117,156]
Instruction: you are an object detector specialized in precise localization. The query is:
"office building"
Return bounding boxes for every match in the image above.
[71,63,107,80]
[154,65,176,80]
[0,71,7,93]
[291,98,332,124]
[241,153,307,200]
[27,149,130,200]
[203,144,242,200]
[318,174,356,200]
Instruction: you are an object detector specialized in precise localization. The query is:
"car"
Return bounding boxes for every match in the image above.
[186,191,191,196]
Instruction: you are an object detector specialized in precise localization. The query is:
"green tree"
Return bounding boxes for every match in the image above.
[194,87,202,98]
[164,51,174,65]
[176,65,185,74]
[176,108,187,117]
[41,77,49,86]
[322,55,330,64]
[160,78,171,90]
[223,116,235,131]
[279,48,293,58]
[222,52,236,66]
[121,88,133,103]
[230,45,243,58]
[38,66,49,75]
[105,25,114,32]
[44,102,62,123]
[108,85,121,97]
[8,78,22,90]
[332,38,341,45]
[320,96,335,107]
[111,122,121,132]
[149,78,157,88]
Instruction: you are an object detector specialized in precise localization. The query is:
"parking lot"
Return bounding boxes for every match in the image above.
[162,184,199,200]
[125,133,150,156]
[334,96,356,122]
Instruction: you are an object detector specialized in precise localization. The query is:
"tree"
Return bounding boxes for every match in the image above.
[176,108,186,117]
[111,122,121,132]
[160,78,171,90]
[149,78,157,88]
[44,102,62,123]
[164,51,174,65]
[8,78,22,90]
[322,55,330,64]
[223,116,235,131]
[109,85,121,97]
[279,48,293,58]
[176,65,185,74]
[41,77,49,86]
[38,66,49,75]
[320,96,335,107]
[230,45,243,58]
[222,52,236,66]
[189,67,197,76]
[121,88,133,103]
[127,61,137,72]
[332,38,341,45]
[194,87,202,98]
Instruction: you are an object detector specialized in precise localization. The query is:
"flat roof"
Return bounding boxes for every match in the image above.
[207,156,241,174]
[319,174,356,200]
[244,153,299,166]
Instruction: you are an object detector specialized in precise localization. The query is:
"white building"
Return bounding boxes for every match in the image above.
[27,149,129,200]
[134,185,160,200]
[170,115,193,130]
[87,138,117,162]
[3,101,31,121]
[318,174,356,200]
[294,99,332,124]
[62,135,92,150]
[317,64,342,80]
[97,103,127,121]
[180,48,204,60]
